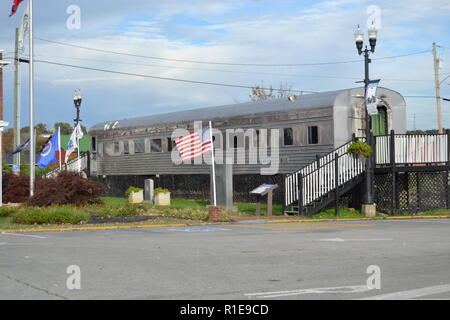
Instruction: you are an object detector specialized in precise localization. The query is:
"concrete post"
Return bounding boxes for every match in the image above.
[144,179,154,203]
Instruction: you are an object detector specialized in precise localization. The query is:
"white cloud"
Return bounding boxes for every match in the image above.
[1,0,448,130]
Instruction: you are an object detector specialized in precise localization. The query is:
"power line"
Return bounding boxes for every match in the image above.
[35,37,431,67]
[23,53,433,83]
[34,59,318,94]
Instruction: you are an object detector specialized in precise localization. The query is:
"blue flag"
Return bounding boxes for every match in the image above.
[8,137,30,156]
[37,132,60,168]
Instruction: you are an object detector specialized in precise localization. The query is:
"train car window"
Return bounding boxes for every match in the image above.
[167,138,173,152]
[91,137,97,152]
[308,126,319,145]
[114,141,120,154]
[151,139,162,153]
[134,139,145,153]
[123,140,129,155]
[284,128,294,146]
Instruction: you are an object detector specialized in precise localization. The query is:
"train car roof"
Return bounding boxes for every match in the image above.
[89,87,401,131]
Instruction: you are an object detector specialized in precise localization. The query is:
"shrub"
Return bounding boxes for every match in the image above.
[154,188,170,195]
[27,171,105,207]
[347,140,372,158]
[2,173,34,204]
[0,206,20,217]
[125,186,143,198]
[150,207,208,220]
[95,204,147,219]
[12,206,90,225]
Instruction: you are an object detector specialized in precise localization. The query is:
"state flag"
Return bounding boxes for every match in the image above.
[37,131,60,168]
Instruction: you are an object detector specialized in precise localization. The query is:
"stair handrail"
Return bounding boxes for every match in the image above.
[285,137,365,207]
[42,152,89,178]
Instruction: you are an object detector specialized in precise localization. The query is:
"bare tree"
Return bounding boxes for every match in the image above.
[249,84,294,102]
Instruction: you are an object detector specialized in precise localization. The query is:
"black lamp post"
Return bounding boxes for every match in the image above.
[73,90,82,126]
[354,23,378,207]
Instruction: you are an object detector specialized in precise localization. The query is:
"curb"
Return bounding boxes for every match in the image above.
[267,215,450,224]
[1,215,449,234]
[0,223,192,234]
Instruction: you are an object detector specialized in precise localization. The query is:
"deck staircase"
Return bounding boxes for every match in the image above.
[284,138,366,216]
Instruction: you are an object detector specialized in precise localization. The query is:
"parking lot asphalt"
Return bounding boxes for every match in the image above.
[1,219,450,300]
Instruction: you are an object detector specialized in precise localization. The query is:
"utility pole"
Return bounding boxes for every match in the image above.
[433,42,443,134]
[14,28,21,170]
[0,50,11,206]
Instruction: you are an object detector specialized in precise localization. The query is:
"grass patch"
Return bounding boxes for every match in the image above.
[413,209,450,216]
[92,203,147,219]
[312,207,365,219]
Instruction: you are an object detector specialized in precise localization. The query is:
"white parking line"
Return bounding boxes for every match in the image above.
[245,285,372,299]
[360,284,450,300]
[1,232,46,239]
[316,238,393,242]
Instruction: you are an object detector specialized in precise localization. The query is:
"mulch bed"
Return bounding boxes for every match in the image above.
[87,215,163,224]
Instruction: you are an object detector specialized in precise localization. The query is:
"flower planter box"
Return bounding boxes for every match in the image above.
[154,192,171,206]
[128,190,144,204]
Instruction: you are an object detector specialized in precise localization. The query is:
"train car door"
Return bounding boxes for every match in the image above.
[371,106,388,136]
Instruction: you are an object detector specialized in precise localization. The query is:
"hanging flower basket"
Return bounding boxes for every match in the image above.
[347,140,372,158]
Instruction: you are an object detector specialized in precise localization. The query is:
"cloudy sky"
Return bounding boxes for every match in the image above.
[0,0,449,131]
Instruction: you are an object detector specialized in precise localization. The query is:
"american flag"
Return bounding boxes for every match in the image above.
[10,0,24,16]
[175,128,213,161]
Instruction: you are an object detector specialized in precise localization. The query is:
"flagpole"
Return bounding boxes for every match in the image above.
[13,28,21,171]
[29,0,35,196]
[77,125,81,173]
[58,127,62,171]
[209,121,217,206]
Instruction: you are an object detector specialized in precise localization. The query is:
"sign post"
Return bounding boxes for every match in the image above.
[250,184,279,217]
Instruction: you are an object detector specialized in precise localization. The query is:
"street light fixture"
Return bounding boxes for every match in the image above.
[73,89,82,126]
[354,23,378,216]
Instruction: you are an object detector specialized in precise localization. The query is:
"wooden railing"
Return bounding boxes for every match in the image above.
[285,138,366,207]
[284,131,450,212]
[376,132,449,165]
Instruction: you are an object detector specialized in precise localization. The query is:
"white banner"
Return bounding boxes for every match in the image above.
[366,79,381,115]
[18,1,30,52]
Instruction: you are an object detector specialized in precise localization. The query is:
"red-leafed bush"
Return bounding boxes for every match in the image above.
[2,172,106,207]
[2,173,33,204]
[28,171,105,207]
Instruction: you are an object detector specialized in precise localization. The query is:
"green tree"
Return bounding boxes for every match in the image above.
[55,122,88,135]
[55,122,73,135]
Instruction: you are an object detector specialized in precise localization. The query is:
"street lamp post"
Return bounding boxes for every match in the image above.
[74,90,82,126]
[73,90,83,173]
[354,24,378,216]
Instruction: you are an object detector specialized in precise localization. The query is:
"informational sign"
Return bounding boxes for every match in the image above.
[250,184,279,217]
[250,184,277,195]
[366,79,381,115]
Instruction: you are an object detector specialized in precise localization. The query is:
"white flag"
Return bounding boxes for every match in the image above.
[366,79,381,116]
[65,124,83,163]
[18,1,30,52]
[75,123,84,140]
